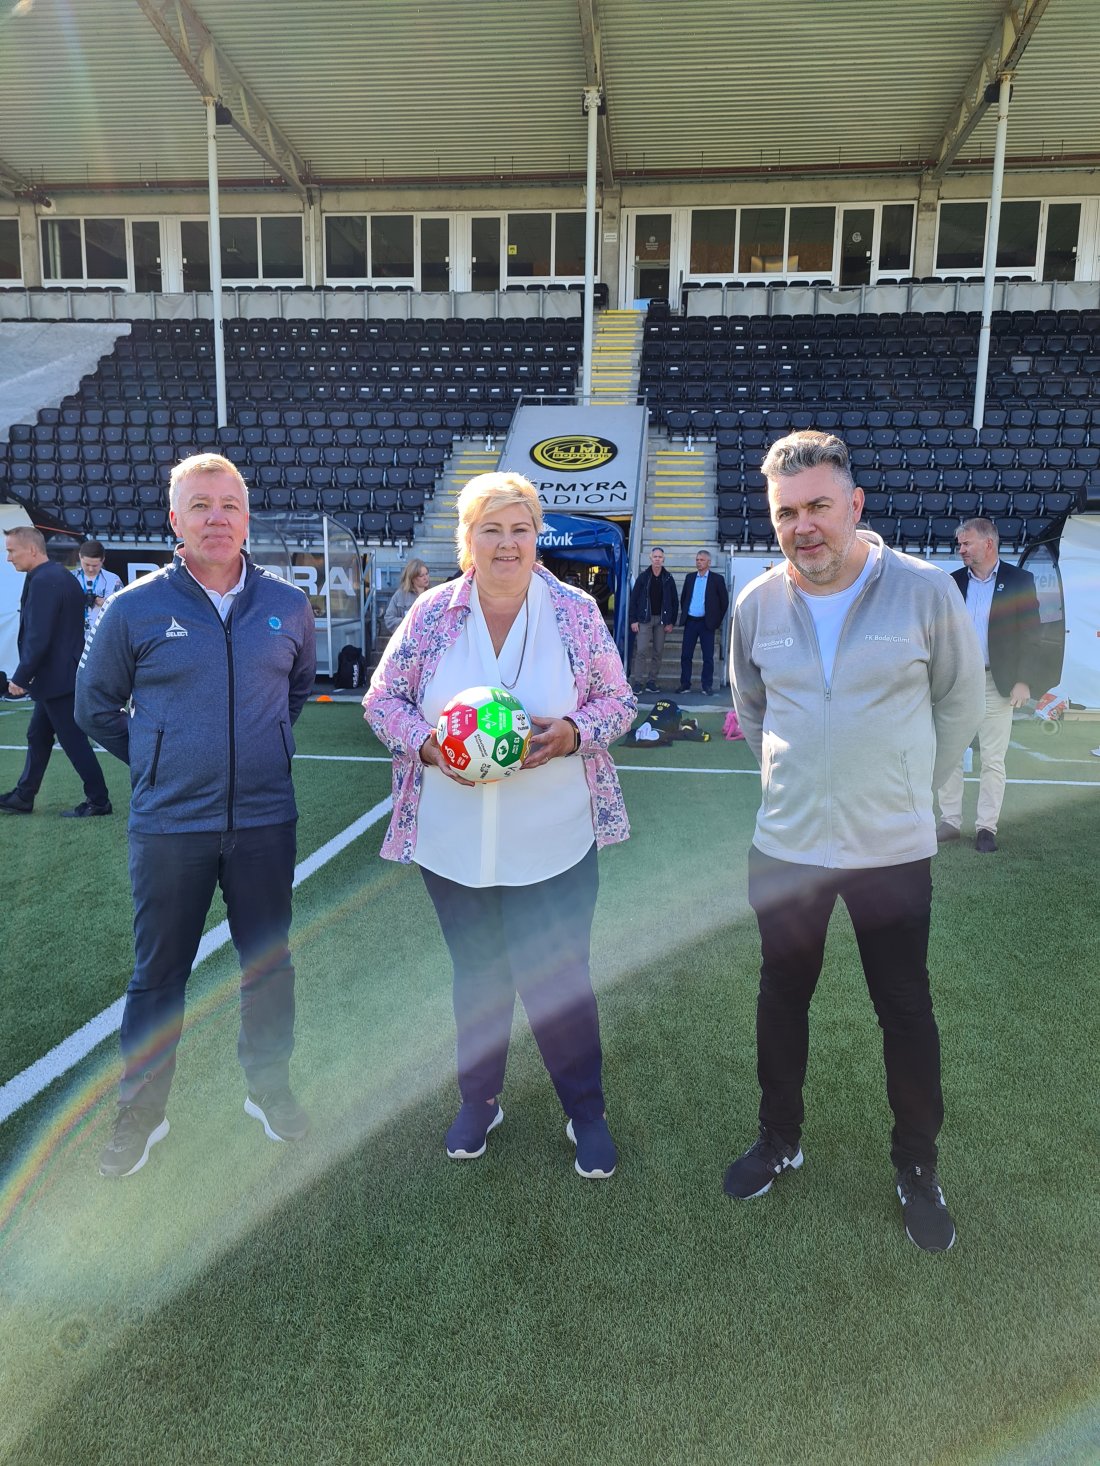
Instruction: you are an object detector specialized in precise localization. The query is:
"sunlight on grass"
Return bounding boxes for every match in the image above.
[1,706,1098,1464]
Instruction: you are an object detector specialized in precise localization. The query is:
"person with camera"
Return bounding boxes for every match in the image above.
[0,525,112,818]
[73,539,122,644]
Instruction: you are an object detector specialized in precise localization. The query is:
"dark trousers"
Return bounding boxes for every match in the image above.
[119,822,297,1114]
[420,844,605,1123]
[17,693,110,806]
[747,846,942,1171]
[680,616,716,692]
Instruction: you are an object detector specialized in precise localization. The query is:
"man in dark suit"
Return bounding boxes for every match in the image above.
[1,525,112,817]
[936,517,1040,853]
[677,549,729,696]
[628,544,678,692]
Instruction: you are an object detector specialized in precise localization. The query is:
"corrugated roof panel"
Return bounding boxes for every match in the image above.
[0,0,1095,189]
[599,0,1005,170]
[966,0,1100,163]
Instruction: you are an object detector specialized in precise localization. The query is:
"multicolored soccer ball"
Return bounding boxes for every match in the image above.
[436,685,532,782]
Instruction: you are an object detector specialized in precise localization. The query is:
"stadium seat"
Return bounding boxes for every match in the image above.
[897,517,928,551]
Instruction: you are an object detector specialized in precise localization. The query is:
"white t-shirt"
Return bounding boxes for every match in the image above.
[414,574,594,887]
[794,542,879,688]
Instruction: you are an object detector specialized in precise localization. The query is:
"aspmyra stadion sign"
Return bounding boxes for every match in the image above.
[497,404,648,515]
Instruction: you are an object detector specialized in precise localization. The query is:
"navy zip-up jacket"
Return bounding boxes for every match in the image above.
[75,552,316,834]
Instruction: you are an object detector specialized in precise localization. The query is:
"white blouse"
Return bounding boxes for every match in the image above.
[414,573,595,887]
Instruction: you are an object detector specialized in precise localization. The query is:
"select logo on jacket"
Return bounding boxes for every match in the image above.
[165,617,188,639]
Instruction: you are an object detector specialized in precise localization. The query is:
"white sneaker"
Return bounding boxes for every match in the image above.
[1091,747,1100,758]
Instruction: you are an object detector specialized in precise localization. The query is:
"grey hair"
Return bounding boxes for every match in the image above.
[168,452,247,512]
[761,430,855,496]
[958,516,998,545]
[4,524,47,553]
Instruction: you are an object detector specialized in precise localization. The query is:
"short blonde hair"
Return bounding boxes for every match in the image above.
[455,472,543,572]
[168,453,247,512]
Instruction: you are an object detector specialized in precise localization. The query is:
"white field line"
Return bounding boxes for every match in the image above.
[0,796,392,1126]
[0,745,391,762]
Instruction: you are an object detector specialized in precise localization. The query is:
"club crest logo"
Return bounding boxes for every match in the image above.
[530,435,618,472]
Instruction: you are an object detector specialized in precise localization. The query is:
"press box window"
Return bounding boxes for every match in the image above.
[508,214,552,276]
[221,217,304,280]
[326,216,368,278]
[553,213,588,275]
[937,201,1041,271]
[787,207,834,273]
[690,210,737,274]
[936,203,987,270]
[997,201,1041,268]
[371,216,413,278]
[41,217,126,281]
[738,208,785,274]
[878,204,915,272]
[0,218,23,280]
[261,217,304,278]
[221,218,260,279]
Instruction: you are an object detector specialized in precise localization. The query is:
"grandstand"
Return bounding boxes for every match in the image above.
[2,0,1100,691]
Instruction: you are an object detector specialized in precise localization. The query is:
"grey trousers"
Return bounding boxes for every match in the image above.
[633,620,667,685]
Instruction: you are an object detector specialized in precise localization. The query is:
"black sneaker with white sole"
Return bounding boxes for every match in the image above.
[445,1099,503,1159]
[723,1130,804,1199]
[896,1164,956,1252]
[99,1105,169,1178]
[245,1088,310,1141]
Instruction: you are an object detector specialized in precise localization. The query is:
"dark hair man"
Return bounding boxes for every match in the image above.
[935,517,1041,854]
[725,430,983,1252]
[677,549,728,697]
[1,525,112,818]
[73,538,123,643]
[76,454,316,1179]
[628,545,678,693]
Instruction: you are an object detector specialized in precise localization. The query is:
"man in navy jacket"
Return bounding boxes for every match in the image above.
[677,549,729,696]
[936,517,1041,853]
[77,454,316,1178]
[1,525,112,817]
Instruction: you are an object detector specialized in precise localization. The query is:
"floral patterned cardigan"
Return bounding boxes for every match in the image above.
[362,564,637,864]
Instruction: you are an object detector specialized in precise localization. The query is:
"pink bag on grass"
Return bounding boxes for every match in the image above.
[723,708,744,741]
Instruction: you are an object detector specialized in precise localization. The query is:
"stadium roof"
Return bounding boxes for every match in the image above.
[0,0,1097,200]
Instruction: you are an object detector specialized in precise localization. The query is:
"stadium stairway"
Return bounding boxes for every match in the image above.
[411,438,502,576]
[630,438,720,689]
[590,310,643,404]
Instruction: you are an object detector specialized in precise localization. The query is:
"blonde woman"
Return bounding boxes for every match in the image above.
[383,558,431,634]
[364,473,636,1178]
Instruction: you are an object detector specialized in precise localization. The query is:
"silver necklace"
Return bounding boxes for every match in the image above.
[498,593,530,690]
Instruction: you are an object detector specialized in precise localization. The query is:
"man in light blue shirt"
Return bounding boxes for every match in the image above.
[677,549,729,696]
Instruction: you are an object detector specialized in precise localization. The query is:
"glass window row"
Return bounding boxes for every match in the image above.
[0,199,1090,291]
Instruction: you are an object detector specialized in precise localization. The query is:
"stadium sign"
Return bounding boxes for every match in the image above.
[530,435,618,472]
[498,404,648,515]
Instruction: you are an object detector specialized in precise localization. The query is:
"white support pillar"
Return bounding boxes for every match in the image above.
[973,74,1013,433]
[206,97,228,429]
[581,86,601,407]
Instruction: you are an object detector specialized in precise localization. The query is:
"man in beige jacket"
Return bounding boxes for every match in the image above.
[725,430,982,1254]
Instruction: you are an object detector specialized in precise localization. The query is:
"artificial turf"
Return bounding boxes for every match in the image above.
[0,703,1097,1465]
